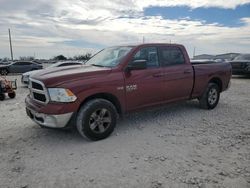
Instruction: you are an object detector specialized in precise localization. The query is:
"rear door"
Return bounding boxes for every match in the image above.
[124,46,164,110]
[158,46,194,102]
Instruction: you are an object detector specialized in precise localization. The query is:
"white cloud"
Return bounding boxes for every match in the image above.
[135,0,250,9]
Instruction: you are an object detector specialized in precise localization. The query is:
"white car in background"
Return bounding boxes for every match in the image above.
[21,61,83,85]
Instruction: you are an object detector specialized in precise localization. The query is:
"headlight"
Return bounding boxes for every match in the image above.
[22,75,29,80]
[48,88,77,103]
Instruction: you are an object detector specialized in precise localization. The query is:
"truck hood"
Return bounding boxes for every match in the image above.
[31,65,112,87]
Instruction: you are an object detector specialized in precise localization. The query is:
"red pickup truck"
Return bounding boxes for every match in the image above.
[25,43,232,140]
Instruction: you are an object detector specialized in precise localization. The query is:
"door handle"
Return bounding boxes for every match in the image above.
[184,70,192,74]
[153,73,163,77]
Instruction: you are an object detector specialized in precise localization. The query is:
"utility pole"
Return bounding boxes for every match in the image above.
[8,28,13,61]
[142,36,145,43]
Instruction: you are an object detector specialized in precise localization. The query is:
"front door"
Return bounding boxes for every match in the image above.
[124,46,164,111]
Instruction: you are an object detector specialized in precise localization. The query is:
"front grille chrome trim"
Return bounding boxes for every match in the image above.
[29,78,49,104]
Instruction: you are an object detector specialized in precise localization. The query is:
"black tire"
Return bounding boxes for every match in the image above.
[0,69,8,75]
[0,93,5,101]
[8,92,16,99]
[76,99,117,141]
[199,83,220,109]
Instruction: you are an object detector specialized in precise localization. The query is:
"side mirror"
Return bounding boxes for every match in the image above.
[126,59,147,72]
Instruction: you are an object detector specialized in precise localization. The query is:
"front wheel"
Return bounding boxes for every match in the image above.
[8,92,16,99]
[199,83,220,109]
[1,69,8,75]
[76,99,117,141]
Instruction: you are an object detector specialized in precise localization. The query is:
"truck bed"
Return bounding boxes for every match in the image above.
[191,62,232,98]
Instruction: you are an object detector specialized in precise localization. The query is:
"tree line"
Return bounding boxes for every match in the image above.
[53,53,92,61]
[0,53,92,62]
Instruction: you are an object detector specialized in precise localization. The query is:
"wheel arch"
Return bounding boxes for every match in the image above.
[209,77,222,92]
[78,92,123,115]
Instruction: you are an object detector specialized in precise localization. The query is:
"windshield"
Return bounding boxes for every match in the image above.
[85,47,133,67]
[234,54,250,61]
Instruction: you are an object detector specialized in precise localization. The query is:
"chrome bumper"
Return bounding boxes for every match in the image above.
[26,107,73,128]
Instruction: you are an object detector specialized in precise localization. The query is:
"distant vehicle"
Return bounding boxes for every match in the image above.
[228,54,250,75]
[0,61,43,75]
[21,61,83,85]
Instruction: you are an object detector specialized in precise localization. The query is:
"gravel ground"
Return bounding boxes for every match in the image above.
[0,75,249,188]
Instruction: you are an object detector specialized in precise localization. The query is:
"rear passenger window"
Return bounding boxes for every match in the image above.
[159,47,185,66]
[17,62,31,65]
[133,47,159,68]
[14,62,23,65]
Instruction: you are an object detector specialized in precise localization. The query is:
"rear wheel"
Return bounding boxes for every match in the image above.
[8,92,16,99]
[76,99,117,141]
[0,69,8,75]
[199,83,220,109]
[0,93,5,101]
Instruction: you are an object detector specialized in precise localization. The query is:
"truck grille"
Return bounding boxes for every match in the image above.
[29,78,48,104]
[32,82,43,90]
[33,93,47,102]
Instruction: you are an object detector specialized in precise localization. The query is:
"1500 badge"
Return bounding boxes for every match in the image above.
[126,85,137,92]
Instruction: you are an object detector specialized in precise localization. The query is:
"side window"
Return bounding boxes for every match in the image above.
[159,47,185,66]
[16,62,30,65]
[14,62,23,65]
[133,47,159,68]
[24,62,31,65]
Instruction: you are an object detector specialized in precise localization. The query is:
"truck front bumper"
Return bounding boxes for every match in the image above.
[25,96,77,128]
[26,107,73,128]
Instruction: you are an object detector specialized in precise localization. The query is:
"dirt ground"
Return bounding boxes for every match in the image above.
[0,75,249,188]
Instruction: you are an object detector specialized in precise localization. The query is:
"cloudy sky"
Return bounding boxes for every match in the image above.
[0,0,250,59]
